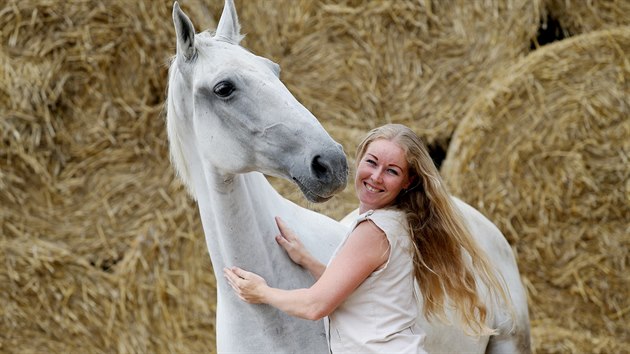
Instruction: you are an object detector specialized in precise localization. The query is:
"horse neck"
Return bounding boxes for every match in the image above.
[167,83,290,281]
[194,168,287,277]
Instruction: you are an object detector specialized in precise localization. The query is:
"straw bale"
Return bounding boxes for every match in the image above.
[235,0,543,146]
[216,0,545,219]
[5,0,620,352]
[441,27,630,353]
[545,0,630,36]
[1,0,216,352]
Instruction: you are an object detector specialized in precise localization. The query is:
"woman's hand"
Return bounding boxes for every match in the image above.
[275,216,308,266]
[275,216,327,279]
[223,267,268,304]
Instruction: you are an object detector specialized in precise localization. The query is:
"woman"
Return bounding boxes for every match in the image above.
[224,124,509,353]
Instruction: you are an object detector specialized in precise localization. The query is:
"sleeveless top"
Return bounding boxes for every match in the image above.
[327,209,427,353]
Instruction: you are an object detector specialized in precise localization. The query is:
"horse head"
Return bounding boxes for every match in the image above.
[167,1,347,203]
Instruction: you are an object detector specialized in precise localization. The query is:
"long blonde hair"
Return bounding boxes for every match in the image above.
[356,124,510,336]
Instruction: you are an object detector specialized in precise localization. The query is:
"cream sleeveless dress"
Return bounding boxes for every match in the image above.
[327,209,427,353]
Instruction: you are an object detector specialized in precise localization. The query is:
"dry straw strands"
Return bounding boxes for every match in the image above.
[1,0,629,353]
[545,0,630,36]
[2,1,215,353]
[229,0,545,217]
[441,27,630,353]
[237,0,544,146]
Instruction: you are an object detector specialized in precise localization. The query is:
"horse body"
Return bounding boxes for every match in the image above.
[167,0,530,352]
[419,198,530,353]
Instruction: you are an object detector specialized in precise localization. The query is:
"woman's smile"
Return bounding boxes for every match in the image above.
[363,182,382,193]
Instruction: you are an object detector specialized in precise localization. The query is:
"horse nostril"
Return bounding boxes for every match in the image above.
[311,155,330,180]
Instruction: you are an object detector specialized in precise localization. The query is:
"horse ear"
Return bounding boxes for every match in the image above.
[172,2,197,61]
[215,0,242,44]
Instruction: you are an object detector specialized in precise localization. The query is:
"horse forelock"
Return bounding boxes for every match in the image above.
[197,31,214,44]
[196,30,245,47]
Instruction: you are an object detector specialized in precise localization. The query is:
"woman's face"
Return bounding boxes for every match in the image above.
[355,139,413,213]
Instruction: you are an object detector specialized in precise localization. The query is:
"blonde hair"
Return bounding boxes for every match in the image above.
[356,124,510,336]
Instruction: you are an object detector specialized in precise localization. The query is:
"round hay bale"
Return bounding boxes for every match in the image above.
[239,0,543,145]
[545,0,630,36]
[441,27,630,353]
[216,0,544,219]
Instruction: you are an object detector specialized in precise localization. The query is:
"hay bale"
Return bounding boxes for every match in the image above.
[545,0,630,36]
[219,0,544,219]
[441,27,630,353]
[1,0,217,352]
[7,0,619,352]
[236,0,543,147]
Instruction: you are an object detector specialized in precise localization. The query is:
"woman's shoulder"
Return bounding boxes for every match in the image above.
[368,208,405,221]
[359,208,407,233]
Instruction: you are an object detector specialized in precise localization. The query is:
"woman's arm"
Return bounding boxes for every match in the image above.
[274,217,326,279]
[224,220,390,321]
[223,269,322,319]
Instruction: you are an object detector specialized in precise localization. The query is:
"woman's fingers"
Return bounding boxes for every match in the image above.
[223,267,257,303]
[275,216,297,241]
[275,234,287,247]
[224,267,248,290]
[223,268,239,287]
[230,266,248,279]
[274,217,294,250]
[274,217,310,266]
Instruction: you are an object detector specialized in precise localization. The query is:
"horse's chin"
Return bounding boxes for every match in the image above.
[292,178,335,203]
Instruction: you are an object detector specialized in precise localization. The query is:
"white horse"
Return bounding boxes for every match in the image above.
[168,1,347,352]
[167,0,530,352]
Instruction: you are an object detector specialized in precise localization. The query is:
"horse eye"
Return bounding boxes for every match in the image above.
[213,81,235,98]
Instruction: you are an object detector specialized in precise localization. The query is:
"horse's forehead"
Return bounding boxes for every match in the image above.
[196,37,259,68]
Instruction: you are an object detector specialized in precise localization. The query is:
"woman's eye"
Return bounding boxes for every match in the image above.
[365,159,376,165]
[387,169,399,176]
[213,81,235,98]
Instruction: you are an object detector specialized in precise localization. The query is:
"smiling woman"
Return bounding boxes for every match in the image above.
[225,123,525,353]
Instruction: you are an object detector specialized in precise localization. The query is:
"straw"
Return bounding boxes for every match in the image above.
[1,0,628,352]
[442,27,630,354]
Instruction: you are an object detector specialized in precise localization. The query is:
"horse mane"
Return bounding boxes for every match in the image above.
[165,56,197,200]
[210,31,245,45]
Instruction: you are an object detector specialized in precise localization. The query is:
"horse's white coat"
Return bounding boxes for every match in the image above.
[167,1,530,353]
[168,2,348,352]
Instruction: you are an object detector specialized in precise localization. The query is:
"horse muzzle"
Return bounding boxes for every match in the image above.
[291,147,348,203]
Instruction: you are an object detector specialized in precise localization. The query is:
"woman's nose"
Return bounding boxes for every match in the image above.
[371,169,384,183]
